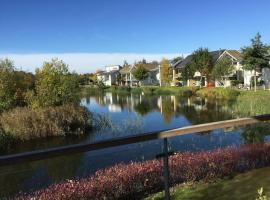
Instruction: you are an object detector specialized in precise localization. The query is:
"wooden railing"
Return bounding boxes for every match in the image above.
[1,114,270,166]
[1,114,270,199]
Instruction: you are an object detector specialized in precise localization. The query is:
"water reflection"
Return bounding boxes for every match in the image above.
[1,93,269,197]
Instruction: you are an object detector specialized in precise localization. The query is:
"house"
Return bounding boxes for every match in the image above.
[119,63,160,86]
[262,54,270,89]
[172,50,244,87]
[96,65,121,86]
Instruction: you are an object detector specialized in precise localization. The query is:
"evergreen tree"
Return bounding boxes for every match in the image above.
[241,33,269,91]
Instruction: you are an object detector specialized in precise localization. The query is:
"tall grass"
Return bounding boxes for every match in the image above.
[232,91,270,117]
[0,104,92,140]
[196,88,240,99]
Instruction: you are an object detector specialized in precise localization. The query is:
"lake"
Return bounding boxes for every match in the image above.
[1,92,269,197]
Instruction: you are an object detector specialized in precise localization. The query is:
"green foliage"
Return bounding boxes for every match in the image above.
[241,33,269,71]
[212,56,234,80]
[0,104,92,140]
[96,80,106,90]
[0,58,36,111]
[241,33,269,91]
[181,62,196,81]
[28,58,80,107]
[172,56,184,64]
[232,91,270,117]
[190,48,214,79]
[0,58,14,72]
[196,88,240,99]
[132,63,149,84]
[0,58,16,112]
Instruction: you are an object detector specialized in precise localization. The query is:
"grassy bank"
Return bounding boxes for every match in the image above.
[82,86,198,97]
[233,90,270,117]
[0,104,92,141]
[146,167,270,200]
[196,87,240,99]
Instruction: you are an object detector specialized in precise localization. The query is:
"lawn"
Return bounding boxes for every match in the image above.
[146,167,270,200]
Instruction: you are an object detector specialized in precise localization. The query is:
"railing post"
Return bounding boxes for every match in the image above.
[163,138,170,200]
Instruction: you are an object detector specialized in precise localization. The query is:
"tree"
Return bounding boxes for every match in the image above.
[241,33,269,91]
[0,58,16,111]
[190,48,214,87]
[160,58,170,86]
[181,62,196,83]
[0,58,14,72]
[132,63,149,86]
[172,56,183,64]
[212,56,234,86]
[28,58,80,107]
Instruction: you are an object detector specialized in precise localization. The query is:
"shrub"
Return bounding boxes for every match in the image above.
[16,143,270,200]
[27,59,80,108]
[196,88,240,99]
[0,104,92,140]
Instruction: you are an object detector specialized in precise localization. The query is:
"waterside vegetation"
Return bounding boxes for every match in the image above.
[15,143,270,200]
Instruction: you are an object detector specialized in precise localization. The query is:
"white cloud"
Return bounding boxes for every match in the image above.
[0,53,184,73]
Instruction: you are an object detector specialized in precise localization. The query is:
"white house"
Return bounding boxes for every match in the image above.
[96,65,121,86]
[119,63,159,86]
[171,49,270,88]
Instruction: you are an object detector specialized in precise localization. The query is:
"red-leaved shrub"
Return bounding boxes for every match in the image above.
[15,143,270,200]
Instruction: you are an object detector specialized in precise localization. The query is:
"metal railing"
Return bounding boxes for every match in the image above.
[1,114,270,199]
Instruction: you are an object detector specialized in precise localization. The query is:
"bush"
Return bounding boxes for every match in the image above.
[0,104,92,140]
[16,143,270,200]
[27,59,80,108]
[196,88,240,99]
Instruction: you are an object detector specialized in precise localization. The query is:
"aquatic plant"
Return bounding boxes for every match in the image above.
[0,104,92,140]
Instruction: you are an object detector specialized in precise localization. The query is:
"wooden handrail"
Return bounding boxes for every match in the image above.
[0,114,270,167]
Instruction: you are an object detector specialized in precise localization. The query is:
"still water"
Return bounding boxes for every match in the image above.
[0,93,269,197]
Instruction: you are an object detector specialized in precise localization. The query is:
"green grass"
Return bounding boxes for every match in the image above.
[81,85,198,97]
[196,87,240,100]
[233,90,270,117]
[145,167,270,200]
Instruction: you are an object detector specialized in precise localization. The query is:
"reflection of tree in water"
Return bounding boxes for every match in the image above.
[178,97,234,125]
[160,96,175,124]
[134,96,158,116]
[241,123,270,144]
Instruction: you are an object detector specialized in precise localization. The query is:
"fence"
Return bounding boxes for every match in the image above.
[1,114,270,199]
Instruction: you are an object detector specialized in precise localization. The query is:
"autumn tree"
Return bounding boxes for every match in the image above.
[159,58,170,86]
[27,58,80,107]
[241,33,269,91]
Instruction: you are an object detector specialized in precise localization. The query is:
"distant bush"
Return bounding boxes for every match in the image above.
[16,143,270,200]
[196,88,240,99]
[0,104,92,140]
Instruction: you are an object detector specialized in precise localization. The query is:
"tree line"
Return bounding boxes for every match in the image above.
[0,58,82,112]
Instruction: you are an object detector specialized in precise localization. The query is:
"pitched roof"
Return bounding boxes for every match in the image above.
[143,63,159,71]
[174,49,225,69]
[224,50,242,60]
[119,65,131,74]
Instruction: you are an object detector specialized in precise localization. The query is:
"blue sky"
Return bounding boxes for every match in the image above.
[0,0,269,72]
